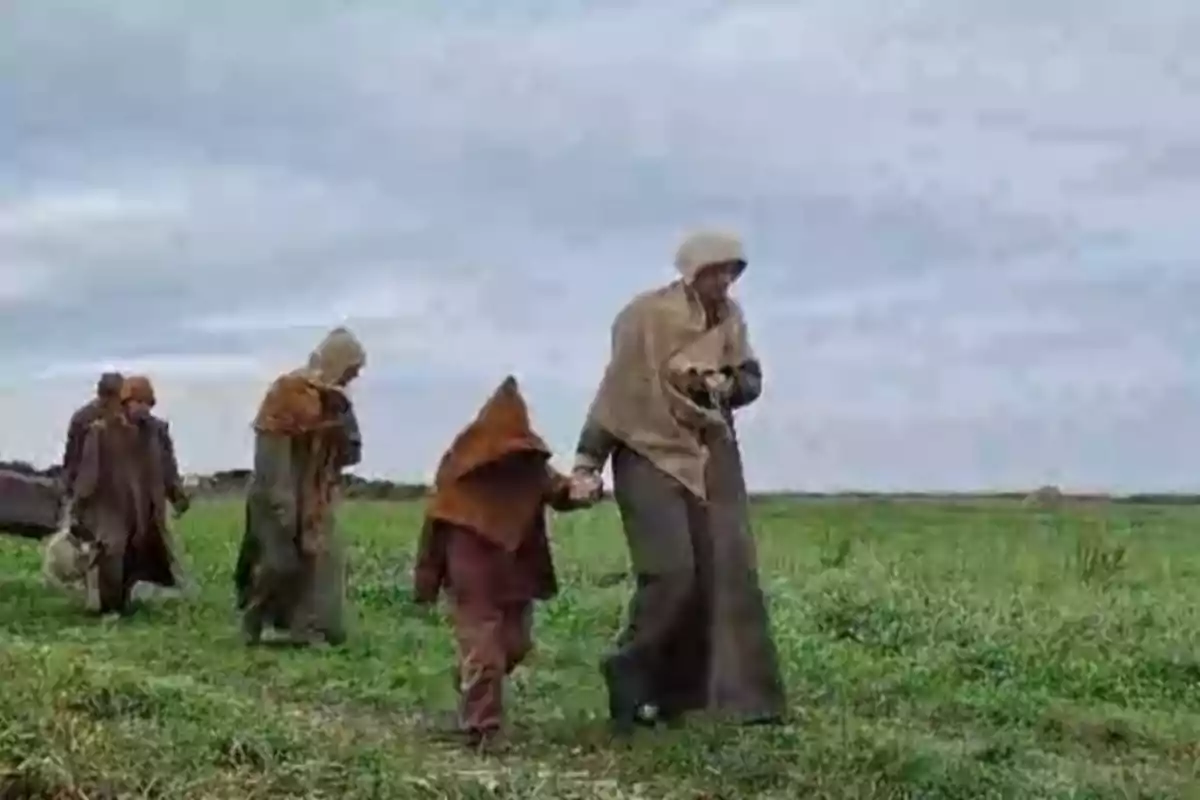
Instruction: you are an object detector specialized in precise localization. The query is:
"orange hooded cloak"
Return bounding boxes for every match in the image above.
[414,376,581,604]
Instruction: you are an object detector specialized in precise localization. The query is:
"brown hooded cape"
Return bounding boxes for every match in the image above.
[426,376,556,552]
[415,376,578,604]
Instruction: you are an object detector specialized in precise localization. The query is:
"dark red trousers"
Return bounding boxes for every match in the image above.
[450,597,533,734]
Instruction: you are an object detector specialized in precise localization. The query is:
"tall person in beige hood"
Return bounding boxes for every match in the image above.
[574,230,786,732]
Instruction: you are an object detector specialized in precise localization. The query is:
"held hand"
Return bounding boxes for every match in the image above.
[679,368,710,396]
[702,370,734,398]
[569,469,603,503]
[677,368,730,405]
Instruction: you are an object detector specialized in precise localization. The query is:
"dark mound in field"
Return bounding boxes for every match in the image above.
[0,469,63,540]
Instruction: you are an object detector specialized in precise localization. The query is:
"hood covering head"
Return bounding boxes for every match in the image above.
[436,376,550,484]
[674,230,746,284]
[303,326,366,387]
[96,372,124,399]
[120,375,156,407]
[252,326,363,437]
[426,376,553,551]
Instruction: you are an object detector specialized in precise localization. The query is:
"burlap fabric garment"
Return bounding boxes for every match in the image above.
[578,230,786,725]
[584,232,757,499]
[234,327,365,645]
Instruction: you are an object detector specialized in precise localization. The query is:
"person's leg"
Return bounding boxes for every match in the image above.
[450,597,507,746]
[502,603,534,675]
[653,495,716,723]
[242,567,304,646]
[241,601,266,645]
[604,447,698,733]
[118,539,140,616]
[93,547,128,615]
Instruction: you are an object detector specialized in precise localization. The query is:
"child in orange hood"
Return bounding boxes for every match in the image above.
[413,376,600,750]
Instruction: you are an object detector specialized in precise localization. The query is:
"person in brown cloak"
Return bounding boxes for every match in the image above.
[572,230,786,733]
[413,376,600,751]
[70,375,190,614]
[122,376,193,599]
[62,372,124,492]
[234,327,365,646]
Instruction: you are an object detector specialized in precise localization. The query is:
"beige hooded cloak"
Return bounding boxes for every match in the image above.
[576,230,786,726]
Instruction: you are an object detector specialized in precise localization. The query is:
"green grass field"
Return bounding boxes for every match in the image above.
[2,498,1199,798]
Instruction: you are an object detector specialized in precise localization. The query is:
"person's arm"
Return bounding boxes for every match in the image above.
[71,424,102,505]
[718,306,763,410]
[61,412,85,488]
[722,359,763,410]
[574,422,618,474]
[412,518,447,604]
[157,420,189,511]
[336,405,362,469]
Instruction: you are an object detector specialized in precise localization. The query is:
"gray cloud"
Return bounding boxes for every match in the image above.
[0,0,1196,490]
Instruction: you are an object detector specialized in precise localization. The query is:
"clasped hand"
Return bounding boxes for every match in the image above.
[568,469,604,504]
[681,368,733,403]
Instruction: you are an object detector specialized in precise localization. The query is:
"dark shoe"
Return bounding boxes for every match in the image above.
[601,655,653,736]
[464,728,506,755]
[424,718,505,755]
[241,615,263,645]
[635,703,660,729]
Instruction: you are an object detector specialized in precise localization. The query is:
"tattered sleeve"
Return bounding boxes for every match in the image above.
[61,412,86,487]
[575,422,618,472]
[336,406,363,468]
[72,425,102,503]
[724,359,763,410]
[158,421,186,504]
[722,309,763,410]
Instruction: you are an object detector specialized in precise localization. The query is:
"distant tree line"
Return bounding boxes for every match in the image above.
[186,469,430,501]
[1,460,1195,504]
[764,490,1200,506]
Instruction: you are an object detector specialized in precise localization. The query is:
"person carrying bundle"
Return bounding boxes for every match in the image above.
[65,375,190,614]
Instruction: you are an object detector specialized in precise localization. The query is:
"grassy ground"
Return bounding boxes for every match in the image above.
[2,498,1199,798]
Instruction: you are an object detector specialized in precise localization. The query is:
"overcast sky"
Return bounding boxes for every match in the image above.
[1,1,1197,492]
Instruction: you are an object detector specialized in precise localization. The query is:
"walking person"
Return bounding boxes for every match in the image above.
[68,375,190,614]
[572,230,786,732]
[61,372,124,519]
[413,376,600,752]
[234,326,366,646]
[122,375,193,600]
